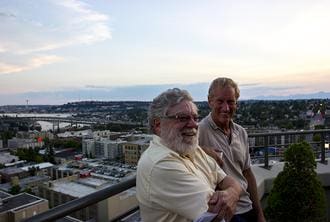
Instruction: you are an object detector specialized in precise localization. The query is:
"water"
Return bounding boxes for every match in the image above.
[2,113,74,131]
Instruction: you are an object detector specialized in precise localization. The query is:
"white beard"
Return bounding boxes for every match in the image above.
[160,126,198,155]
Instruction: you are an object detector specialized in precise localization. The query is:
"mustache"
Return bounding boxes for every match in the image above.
[181,128,198,134]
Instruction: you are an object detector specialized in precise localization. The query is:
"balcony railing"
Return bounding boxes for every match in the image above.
[23,129,330,222]
[249,129,330,169]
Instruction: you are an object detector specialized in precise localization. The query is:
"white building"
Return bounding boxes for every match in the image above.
[95,139,126,160]
[82,139,95,157]
[57,130,93,138]
[38,174,137,222]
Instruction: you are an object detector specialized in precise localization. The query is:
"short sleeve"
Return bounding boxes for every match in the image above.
[149,158,214,220]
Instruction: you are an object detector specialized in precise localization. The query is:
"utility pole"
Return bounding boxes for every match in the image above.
[26,99,29,110]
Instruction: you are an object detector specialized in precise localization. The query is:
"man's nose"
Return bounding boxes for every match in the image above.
[221,102,230,111]
[186,118,198,128]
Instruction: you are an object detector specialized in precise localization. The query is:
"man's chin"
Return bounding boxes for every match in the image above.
[182,135,197,144]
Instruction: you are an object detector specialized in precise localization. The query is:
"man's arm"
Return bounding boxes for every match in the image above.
[243,168,266,222]
[208,176,242,221]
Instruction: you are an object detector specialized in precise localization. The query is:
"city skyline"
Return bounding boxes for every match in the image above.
[1,0,330,105]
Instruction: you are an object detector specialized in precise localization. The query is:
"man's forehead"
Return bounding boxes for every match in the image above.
[167,100,197,114]
[212,86,236,98]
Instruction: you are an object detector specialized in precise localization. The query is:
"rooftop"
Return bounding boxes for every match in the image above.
[21,162,54,171]
[0,190,12,199]
[0,167,24,175]
[0,193,45,213]
[50,176,114,197]
[0,175,49,192]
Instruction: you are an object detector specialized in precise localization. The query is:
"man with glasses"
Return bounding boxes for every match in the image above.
[137,88,242,222]
[199,77,265,222]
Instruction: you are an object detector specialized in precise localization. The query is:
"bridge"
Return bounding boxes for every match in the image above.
[0,116,145,126]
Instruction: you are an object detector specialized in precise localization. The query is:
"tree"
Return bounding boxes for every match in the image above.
[265,141,327,222]
[44,146,55,164]
[9,184,21,195]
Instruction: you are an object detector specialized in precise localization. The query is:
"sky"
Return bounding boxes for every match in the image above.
[1,0,330,105]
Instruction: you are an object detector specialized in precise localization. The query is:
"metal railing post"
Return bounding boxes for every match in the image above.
[320,131,327,164]
[264,135,269,169]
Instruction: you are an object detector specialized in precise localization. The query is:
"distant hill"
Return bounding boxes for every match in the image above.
[0,82,329,105]
[254,91,330,100]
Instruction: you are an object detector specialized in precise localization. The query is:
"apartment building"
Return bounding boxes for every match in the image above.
[122,138,150,165]
[0,192,48,222]
[38,174,138,222]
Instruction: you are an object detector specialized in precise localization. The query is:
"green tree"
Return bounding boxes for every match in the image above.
[266,141,326,222]
[9,184,21,195]
[44,146,56,164]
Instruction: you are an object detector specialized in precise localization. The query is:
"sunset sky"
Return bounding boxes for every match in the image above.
[1,0,330,105]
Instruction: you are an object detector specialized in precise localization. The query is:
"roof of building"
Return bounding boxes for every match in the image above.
[21,162,54,171]
[0,167,24,175]
[0,193,46,213]
[0,175,50,192]
[50,176,113,198]
[0,190,12,199]
[0,152,19,164]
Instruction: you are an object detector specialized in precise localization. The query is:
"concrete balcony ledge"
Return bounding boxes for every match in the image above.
[252,158,330,200]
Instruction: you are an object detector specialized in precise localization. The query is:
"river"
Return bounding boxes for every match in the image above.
[2,113,76,131]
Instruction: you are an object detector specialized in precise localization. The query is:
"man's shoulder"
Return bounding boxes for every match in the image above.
[198,115,211,129]
[139,143,169,164]
[138,140,181,171]
[232,122,247,133]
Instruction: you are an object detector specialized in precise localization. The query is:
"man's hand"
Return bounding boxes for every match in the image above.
[201,147,224,167]
[208,187,240,221]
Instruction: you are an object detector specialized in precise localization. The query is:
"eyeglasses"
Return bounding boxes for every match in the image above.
[162,114,200,123]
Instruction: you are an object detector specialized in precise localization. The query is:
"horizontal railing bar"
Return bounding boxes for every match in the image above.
[109,206,140,222]
[22,176,136,222]
[248,129,330,137]
[250,140,328,149]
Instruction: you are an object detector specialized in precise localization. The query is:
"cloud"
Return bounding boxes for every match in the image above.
[0,55,63,74]
[0,0,111,75]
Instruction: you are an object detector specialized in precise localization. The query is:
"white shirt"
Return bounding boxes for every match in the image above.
[137,135,227,222]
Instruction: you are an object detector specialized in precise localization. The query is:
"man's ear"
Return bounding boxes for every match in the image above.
[208,96,213,108]
[154,118,161,136]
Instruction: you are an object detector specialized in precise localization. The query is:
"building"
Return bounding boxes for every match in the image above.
[0,175,50,194]
[47,167,74,180]
[99,140,126,160]
[57,130,93,139]
[16,131,54,140]
[82,139,95,157]
[0,152,19,166]
[122,138,150,165]
[0,192,48,222]
[21,162,54,176]
[54,148,81,164]
[7,138,44,149]
[0,167,29,183]
[38,174,138,222]
[84,138,126,160]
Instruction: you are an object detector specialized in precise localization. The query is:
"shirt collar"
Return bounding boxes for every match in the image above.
[206,113,238,135]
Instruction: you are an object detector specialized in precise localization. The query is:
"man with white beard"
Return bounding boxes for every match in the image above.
[136,88,242,222]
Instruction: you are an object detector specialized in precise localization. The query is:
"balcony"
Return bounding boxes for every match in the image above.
[23,129,330,222]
